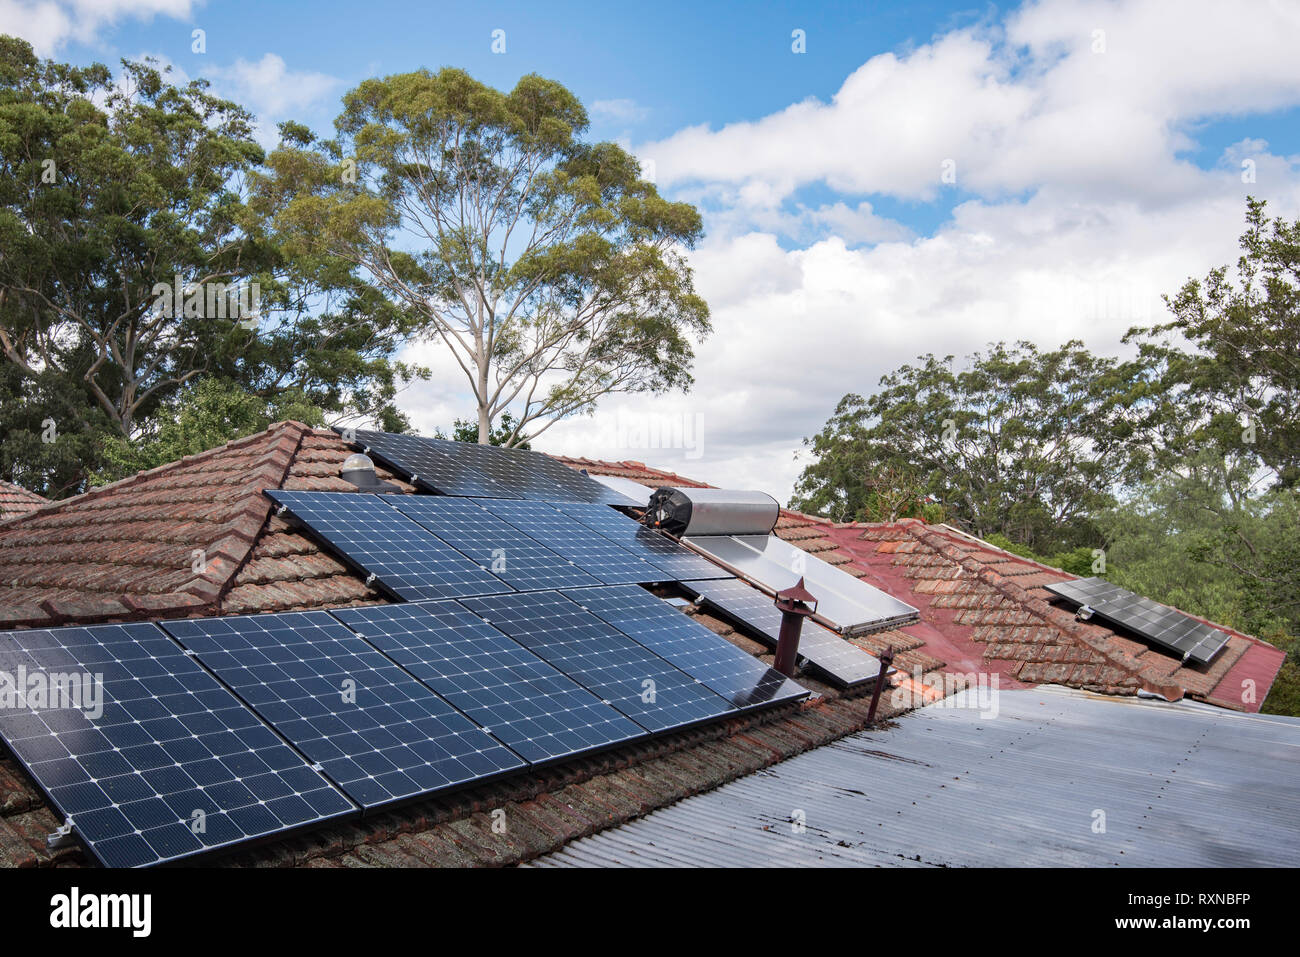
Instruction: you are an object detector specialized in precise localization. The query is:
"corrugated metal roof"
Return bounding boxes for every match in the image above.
[527,686,1300,867]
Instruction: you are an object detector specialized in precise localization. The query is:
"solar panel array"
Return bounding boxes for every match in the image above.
[340,427,635,505]
[265,490,511,601]
[0,585,809,865]
[1045,577,1230,664]
[684,533,919,635]
[0,622,353,868]
[686,578,886,688]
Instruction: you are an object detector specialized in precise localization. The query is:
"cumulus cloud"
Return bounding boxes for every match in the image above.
[206,53,339,145]
[0,0,195,56]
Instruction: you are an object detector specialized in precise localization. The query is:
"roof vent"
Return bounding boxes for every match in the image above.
[340,453,398,492]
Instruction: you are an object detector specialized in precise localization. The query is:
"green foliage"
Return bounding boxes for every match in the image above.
[791,340,1144,553]
[266,67,710,446]
[438,411,531,448]
[93,378,325,483]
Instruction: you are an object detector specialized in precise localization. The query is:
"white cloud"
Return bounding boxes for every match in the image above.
[0,0,195,56]
[209,53,337,120]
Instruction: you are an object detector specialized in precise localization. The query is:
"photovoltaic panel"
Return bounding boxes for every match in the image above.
[341,428,522,498]
[685,578,885,689]
[470,498,666,585]
[340,428,632,503]
[0,622,354,868]
[511,450,639,505]
[265,490,513,601]
[159,612,525,808]
[332,602,647,764]
[460,591,736,734]
[552,501,732,581]
[386,496,602,591]
[684,534,919,635]
[561,585,809,710]
[1045,577,1230,664]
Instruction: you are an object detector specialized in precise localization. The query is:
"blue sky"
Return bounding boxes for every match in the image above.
[7,0,1300,498]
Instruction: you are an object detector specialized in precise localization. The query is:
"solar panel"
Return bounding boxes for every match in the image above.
[561,585,809,710]
[684,533,919,635]
[341,428,522,498]
[685,578,885,689]
[460,591,736,733]
[470,498,666,585]
[158,612,525,808]
[332,603,647,764]
[586,473,654,506]
[340,428,632,503]
[0,622,354,867]
[510,450,638,505]
[552,501,732,581]
[386,496,603,591]
[265,490,513,601]
[1045,577,1230,664]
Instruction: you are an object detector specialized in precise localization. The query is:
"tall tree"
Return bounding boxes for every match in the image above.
[1126,197,1300,488]
[267,68,710,446]
[791,340,1148,553]
[0,38,263,438]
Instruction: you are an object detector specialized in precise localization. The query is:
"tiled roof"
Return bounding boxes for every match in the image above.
[0,481,46,522]
[0,425,948,868]
[0,429,1281,867]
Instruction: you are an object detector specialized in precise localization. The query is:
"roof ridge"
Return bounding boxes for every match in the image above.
[901,523,1186,701]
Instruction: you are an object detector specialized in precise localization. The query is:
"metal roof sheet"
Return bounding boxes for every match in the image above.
[527,686,1300,867]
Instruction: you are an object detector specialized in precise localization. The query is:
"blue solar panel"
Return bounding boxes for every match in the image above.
[158,612,525,808]
[332,602,647,764]
[340,428,634,504]
[0,622,354,867]
[562,585,810,710]
[460,591,736,734]
[552,501,732,580]
[387,496,603,591]
[470,498,665,585]
[685,578,884,688]
[265,490,513,601]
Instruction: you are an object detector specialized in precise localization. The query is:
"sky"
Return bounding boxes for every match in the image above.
[6,0,1300,501]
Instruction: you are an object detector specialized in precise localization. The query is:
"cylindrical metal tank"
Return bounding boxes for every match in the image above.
[645,487,780,537]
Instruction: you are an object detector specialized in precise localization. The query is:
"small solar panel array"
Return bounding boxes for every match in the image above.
[1045,577,1230,665]
[0,585,807,866]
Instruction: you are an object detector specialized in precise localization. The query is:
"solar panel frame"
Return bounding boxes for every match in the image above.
[331,602,648,765]
[1045,577,1230,664]
[552,501,733,581]
[0,622,355,867]
[470,498,667,585]
[265,489,514,601]
[158,612,526,809]
[684,533,919,635]
[684,578,885,688]
[459,591,737,734]
[561,585,809,710]
[385,496,603,592]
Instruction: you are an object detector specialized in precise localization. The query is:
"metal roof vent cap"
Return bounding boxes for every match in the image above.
[340,453,398,492]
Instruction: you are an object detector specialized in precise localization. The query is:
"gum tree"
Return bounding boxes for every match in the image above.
[269,68,710,445]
